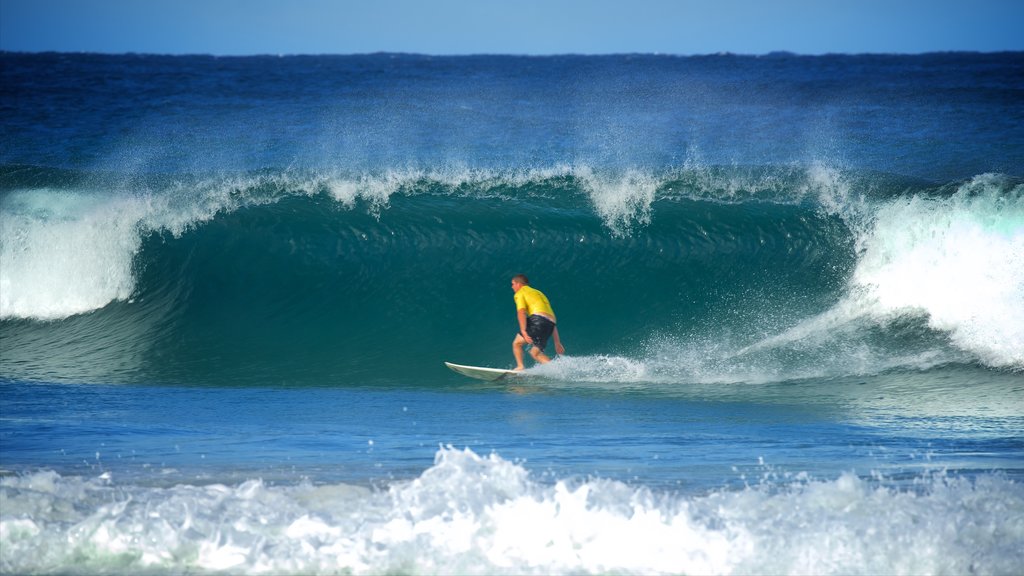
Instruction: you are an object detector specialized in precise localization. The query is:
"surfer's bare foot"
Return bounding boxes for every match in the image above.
[512,366,525,372]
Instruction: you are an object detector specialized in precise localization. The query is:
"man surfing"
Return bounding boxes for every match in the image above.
[511,274,565,370]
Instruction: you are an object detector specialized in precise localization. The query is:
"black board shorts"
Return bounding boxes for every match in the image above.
[520,314,556,352]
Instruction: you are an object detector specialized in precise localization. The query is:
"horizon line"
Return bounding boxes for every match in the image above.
[4,48,1022,58]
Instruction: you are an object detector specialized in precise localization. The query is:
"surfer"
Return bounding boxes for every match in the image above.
[511,274,565,370]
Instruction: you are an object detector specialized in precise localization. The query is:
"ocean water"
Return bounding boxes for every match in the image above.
[1,51,1023,574]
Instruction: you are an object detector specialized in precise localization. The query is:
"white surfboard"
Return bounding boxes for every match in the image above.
[444,362,521,381]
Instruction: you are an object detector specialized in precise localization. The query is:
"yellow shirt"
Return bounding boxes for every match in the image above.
[513,285,556,322]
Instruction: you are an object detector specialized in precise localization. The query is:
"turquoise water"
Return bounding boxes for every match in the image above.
[1,52,1023,574]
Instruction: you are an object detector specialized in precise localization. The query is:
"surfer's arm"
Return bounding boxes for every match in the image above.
[552,326,565,355]
[517,308,532,343]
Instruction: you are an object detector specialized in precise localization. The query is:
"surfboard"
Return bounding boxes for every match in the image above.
[444,362,521,381]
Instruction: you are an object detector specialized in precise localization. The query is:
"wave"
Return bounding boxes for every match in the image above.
[738,173,1024,369]
[1,446,1021,575]
[1,164,1021,385]
[0,162,911,321]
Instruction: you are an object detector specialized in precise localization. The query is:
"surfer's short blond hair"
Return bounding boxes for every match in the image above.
[512,274,530,285]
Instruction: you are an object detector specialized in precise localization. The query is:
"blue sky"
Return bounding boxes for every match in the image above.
[2,0,1022,56]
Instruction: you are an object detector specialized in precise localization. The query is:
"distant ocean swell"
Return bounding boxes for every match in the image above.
[1,164,1022,386]
[1,446,1021,575]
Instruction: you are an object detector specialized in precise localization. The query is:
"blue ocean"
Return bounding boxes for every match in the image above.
[1,51,1023,574]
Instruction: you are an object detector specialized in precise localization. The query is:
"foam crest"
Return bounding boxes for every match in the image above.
[2,447,1021,575]
[0,189,149,320]
[0,173,319,320]
[320,164,668,233]
[736,174,1024,372]
[323,168,431,213]
[575,167,659,235]
[321,164,568,202]
[850,175,1024,368]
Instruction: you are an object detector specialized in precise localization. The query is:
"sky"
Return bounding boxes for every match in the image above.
[1,0,1022,56]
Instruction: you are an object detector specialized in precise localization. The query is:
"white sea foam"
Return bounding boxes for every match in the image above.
[0,189,149,320]
[735,174,1024,371]
[0,182,225,321]
[850,175,1024,368]
[1,447,1020,575]
[0,173,310,320]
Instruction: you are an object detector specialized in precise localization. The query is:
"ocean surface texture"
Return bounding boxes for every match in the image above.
[2,52,1023,575]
